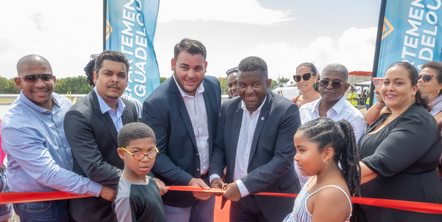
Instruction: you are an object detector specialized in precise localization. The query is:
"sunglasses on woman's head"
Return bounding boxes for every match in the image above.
[226,67,238,76]
[418,74,434,82]
[319,80,344,89]
[293,73,316,82]
[20,74,54,86]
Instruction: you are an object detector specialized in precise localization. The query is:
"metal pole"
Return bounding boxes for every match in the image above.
[369,0,387,108]
[103,0,107,51]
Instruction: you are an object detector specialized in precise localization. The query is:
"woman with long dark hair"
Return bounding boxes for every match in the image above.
[356,62,442,221]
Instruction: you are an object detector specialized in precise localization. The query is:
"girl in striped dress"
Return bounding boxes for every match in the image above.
[284,118,361,222]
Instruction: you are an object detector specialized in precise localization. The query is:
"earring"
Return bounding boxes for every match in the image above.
[314,83,317,89]
[324,159,328,164]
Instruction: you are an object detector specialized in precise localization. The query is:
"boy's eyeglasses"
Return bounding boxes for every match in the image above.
[418,74,434,82]
[226,67,238,76]
[120,147,159,160]
[293,73,316,82]
[20,74,54,86]
[319,80,345,89]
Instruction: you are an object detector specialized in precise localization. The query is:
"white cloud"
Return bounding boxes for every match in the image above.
[157,0,293,25]
[0,0,103,79]
[223,27,377,81]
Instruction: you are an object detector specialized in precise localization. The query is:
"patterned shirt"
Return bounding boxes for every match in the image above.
[430,95,442,116]
[1,92,102,196]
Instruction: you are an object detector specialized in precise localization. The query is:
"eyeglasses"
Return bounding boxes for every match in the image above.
[20,74,54,86]
[226,67,238,76]
[418,74,434,82]
[319,80,345,89]
[293,73,316,82]
[120,147,159,160]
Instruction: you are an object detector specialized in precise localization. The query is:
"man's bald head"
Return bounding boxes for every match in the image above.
[17,54,52,76]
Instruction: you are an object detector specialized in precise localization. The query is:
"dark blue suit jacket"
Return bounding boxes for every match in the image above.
[142,76,221,207]
[209,90,301,222]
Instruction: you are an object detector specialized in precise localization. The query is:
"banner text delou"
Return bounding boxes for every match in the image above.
[377,0,442,77]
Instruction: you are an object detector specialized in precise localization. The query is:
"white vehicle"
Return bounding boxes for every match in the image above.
[272,87,300,100]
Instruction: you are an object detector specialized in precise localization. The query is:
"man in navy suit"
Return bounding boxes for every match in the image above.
[142,38,221,222]
[209,56,301,222]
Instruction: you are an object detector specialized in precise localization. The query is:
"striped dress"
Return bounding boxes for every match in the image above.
[283,177,352,222]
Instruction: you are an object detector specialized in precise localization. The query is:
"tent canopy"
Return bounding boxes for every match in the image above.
[349,71,372,76]
[354,80,371,86]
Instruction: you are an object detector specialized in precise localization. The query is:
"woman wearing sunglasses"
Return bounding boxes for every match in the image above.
[291,62,320,107]
[365,61,442,125]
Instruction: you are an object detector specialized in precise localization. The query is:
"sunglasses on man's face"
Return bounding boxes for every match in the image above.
[293,73,316,82]
[319,80,345,89]
[418,74,434,82]
[20,74,54,86]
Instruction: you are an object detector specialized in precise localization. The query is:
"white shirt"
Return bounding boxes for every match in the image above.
[296,96,365,186]
[210,97,267,197]
[94,88,126,132]
[173,76,210,175]
[299,96,365,141]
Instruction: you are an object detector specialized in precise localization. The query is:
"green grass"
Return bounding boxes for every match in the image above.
[0,99,14,103]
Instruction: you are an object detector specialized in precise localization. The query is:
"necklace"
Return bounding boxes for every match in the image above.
[383,98,416,126]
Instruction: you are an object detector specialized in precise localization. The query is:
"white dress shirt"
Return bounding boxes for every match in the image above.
[210,97,268,196]
[94,88,126,132]
[295,96,365,186]
[233,98,267,197]
[173,76,210,175]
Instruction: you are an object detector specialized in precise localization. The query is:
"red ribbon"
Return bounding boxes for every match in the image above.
[0,191,92,205]
[1,187,442,215]
[167,186,442,214]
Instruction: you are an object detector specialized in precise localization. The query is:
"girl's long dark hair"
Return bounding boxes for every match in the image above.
[298,117,361,196]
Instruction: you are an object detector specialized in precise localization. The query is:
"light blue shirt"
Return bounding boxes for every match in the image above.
[94,88,126,132]
[1,92,102,196]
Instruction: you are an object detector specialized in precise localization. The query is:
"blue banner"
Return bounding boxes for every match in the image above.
[377,0,442,77]
[105,0,160,103]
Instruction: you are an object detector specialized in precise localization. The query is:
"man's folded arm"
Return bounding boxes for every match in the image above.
[2,126,102,196]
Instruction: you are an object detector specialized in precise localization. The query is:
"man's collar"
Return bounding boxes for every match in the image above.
[312,96,346,114]
[173,74,205,98]
[241,96,267,114]
[19,91,58,114]
[93,87,125,114]
[431,94,442,106]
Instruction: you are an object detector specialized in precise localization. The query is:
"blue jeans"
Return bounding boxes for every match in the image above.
[163,194,215,222]
[13,200,69,222]
[0,169,13,221]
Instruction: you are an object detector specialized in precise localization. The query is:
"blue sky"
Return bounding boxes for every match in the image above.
[0,0,382,81]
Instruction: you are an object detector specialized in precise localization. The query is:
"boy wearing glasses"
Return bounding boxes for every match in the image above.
[113,122,166,222]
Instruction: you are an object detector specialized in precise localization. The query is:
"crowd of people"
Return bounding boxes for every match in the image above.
[0,38,441,222]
